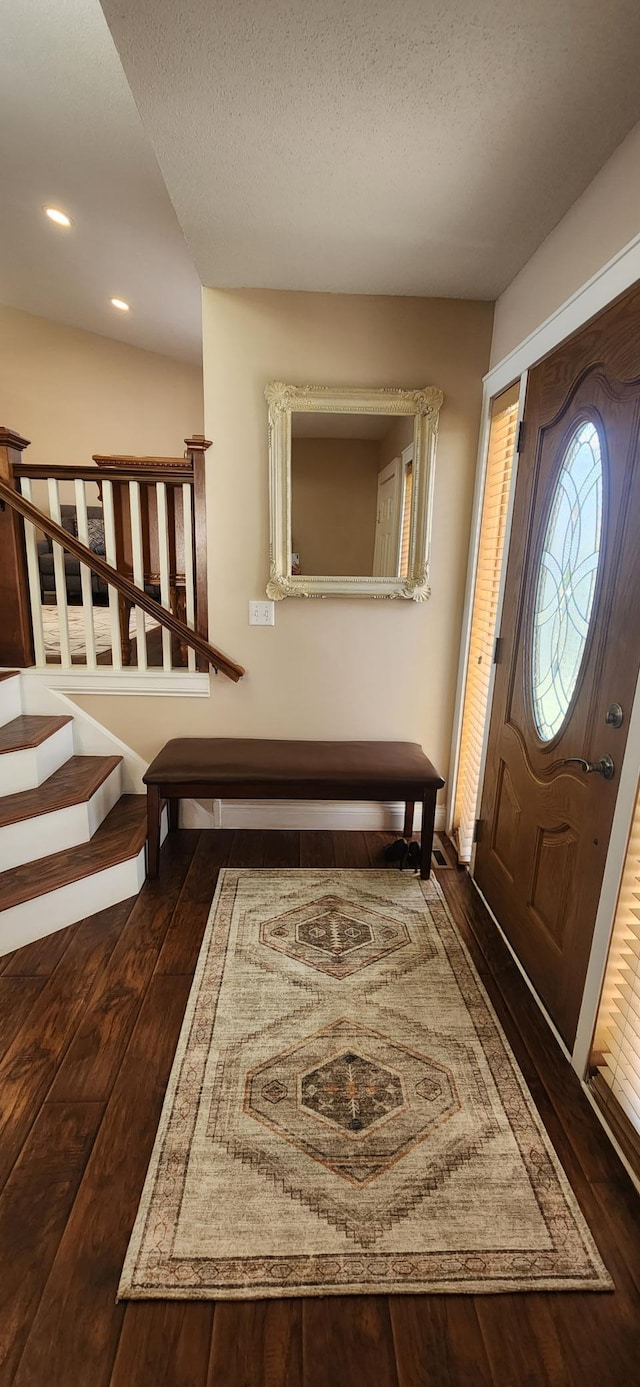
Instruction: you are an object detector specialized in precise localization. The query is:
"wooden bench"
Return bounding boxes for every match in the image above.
[143,738,445,880]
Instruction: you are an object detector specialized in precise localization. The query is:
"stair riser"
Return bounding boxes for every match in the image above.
[0,763,122,870]
[0,848,146,956]
[0,723,74,794]
[0,677,21,728]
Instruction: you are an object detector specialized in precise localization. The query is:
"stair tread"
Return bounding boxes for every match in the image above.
[0,795,146,910]
[0,755,122,828]
[0,671,20,683]
[0,715,73,754]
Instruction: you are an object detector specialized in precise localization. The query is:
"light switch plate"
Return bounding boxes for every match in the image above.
[249,600,275,626]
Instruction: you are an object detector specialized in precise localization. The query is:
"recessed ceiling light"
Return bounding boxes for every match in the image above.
[45,206,72,227]
[110,297,130,312]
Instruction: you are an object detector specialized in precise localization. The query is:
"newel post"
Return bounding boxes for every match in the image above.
[0,427,35,668]
[185,434,212,673]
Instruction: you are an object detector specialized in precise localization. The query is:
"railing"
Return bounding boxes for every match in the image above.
[0,427,245,683]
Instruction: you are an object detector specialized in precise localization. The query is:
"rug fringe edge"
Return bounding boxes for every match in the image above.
[117,1274,614,1300]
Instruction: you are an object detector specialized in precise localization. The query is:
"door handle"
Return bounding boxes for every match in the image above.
[555,754,615,780]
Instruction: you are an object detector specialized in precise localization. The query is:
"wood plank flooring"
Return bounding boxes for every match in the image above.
[0,829,639,1387]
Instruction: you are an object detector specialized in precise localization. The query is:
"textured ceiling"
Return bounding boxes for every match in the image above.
[5,0,640,361]
[0,0,202,362]
[100,0,640,300]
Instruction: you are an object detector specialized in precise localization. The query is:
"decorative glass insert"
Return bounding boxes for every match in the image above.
[531,421,603,741]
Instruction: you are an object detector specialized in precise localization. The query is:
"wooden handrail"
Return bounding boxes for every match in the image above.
[0,479,245,683]
[92,454,190,467]
[14,464,194,484]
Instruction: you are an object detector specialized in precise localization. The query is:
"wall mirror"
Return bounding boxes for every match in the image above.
[265,382,443,599]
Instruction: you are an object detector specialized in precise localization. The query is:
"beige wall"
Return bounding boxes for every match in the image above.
[0,303,203,468]
[292,438,379,575]
[75,289,493,793]
[491,121,640,366]
[379,415,414,469]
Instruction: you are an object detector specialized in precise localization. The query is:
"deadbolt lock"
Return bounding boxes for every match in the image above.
[605,703,624,728]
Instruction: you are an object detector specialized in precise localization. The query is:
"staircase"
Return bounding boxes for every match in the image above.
[0,670,147,955]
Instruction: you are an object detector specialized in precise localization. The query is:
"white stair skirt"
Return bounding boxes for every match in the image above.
[0,669,155,956]
[0,673,21,727]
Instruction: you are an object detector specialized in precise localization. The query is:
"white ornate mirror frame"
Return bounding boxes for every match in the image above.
[265,382,444,600]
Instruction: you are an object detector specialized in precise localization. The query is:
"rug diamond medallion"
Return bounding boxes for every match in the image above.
[260,893,410,978]
[119,870,612,1300]
[245,1018,459,1185]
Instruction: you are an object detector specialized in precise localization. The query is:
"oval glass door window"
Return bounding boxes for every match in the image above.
[531,420,603,741]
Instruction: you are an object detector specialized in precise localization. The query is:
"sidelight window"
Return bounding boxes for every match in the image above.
[590,779,640,1173]
[451,385,519,862]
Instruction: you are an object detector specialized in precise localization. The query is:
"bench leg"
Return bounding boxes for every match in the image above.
[420,788,437,880]
[403,801,415,837]
[146,784,161,879]
[168,797,179,832]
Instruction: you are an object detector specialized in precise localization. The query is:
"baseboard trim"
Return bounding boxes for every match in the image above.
[180,798,447,833]
[580,1080,640,1198]
[470,875,572,1065]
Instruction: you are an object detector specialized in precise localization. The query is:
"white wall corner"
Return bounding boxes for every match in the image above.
[180,797,222,829]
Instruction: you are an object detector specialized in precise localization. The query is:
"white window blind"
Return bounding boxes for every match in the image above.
[590,780,640,1167]
[452,386,519,862]
[399,462,413,579]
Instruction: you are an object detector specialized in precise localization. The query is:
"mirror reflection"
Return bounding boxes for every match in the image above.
[290,412,414,578]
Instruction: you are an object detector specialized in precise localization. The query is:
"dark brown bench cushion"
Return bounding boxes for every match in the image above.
[143,738,444,791]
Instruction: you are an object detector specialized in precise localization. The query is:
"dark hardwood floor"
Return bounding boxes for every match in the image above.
[0,829,639,1387]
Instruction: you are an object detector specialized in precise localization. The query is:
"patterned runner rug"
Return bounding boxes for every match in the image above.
[119,870,611,1298]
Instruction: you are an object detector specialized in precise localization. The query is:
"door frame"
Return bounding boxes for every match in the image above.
[448,229,640,1106]
[372,456,403,577]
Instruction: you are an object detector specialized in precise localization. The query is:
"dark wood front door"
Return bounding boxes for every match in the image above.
[475,283,640,1047]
